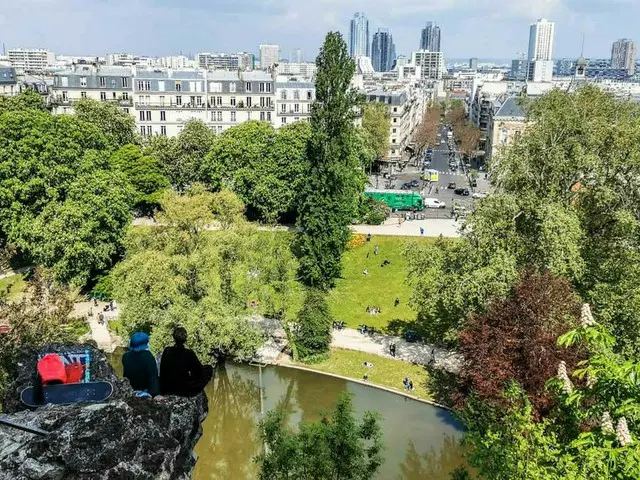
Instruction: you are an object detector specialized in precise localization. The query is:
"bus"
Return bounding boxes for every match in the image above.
[364,188,424,211]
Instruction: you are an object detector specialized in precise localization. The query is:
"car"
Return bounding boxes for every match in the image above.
[447,182,457,189]
[424,198,446,209]
[410,179,420,187]
[472,192,487,199]
[400,182,412,190]
[454,188,470,196]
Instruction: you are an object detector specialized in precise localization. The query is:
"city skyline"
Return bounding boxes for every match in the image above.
[0,0,634,60]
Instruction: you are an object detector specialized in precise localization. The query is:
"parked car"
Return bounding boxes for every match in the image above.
[454,188,470,196]
[424,198,446,209]
[410,179,420,188]
[401,182,412,190]
[472,192,487,199]
[447,182,457,189]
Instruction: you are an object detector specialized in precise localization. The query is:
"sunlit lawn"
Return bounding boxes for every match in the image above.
[328,236,434,332]
[0,274,27,301]
[302,348,432,401]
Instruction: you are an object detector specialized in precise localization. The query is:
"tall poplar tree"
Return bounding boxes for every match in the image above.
[295,32,363,289]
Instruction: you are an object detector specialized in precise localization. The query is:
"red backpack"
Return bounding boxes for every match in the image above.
[37,354,67,385]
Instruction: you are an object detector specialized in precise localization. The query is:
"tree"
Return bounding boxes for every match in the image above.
[110,145,170,215]
[456,271,585,416]
[456,122,482,163]
[361,103,390,160]
[295,289,332,360]
[255,392,384,480]
[295,32,364,289]
[0,269,78,402]
[0,89,47,113]
[413,106,440,156]
[445,104,466,130]
[112,188,299,362]
[147,119,215,191]
[74,98,137,148]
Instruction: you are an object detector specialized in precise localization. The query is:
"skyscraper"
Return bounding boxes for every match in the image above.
[420,22,441,52]
[371,28,396,72]
[259,44,280,69]
[527,18,555,82]
[290,48,303,63]
[349,12,370,58]
[611,39,637,76]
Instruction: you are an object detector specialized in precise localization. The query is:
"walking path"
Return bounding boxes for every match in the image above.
[0,266,32,281]
[331,328,462,373]
[72,301,121,352]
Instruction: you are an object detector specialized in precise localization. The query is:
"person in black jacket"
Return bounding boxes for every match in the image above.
[160,327,213,397]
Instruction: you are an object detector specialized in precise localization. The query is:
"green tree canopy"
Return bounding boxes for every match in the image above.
[255,392,384,480]
[295,289,333,359]
[295,32,365,289]
[0,89,47,114]
[74,98,137,148]
[361,103,390,160]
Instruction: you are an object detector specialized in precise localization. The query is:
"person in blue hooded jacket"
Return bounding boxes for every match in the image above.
[122,332,160,397]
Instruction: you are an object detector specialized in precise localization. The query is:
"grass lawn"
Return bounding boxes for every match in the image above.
[328,236,433,332]
[0,274,27,301]
[301,348,432,401]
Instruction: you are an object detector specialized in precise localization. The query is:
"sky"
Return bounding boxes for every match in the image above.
[0,0,637,61]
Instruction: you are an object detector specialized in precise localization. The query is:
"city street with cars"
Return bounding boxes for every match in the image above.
[368,123,490,219]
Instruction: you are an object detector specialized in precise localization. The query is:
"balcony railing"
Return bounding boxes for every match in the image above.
[278,110,309,116]
[134,102,275,110]
[49,97,133,106]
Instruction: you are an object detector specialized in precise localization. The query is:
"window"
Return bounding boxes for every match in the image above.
[392,128,397,133]
[123,108,129,114]
[307,90,312,100]
[122,77,129,88]
[159,95,164,105]
[294,117,299,121]
[306,103,311,112]
[392,139,396,143]
[81,91,87,98]
[146,111,152,121]
[196,96,203,106]
[176,96,182,106]
[266,97,271,107]
[112,91,117,99]
[281,104,286,113]
[514,130,522,141]
[100,92,107,101]
[137,80,150,91]
[246,97,252,107]
[62,91,68,101]
[293,90,300,100]
[217,111,222,121]
[99,77,106,87]
[158,81,165,91]
[259,82,265,93]
[294,103,300,113]
[267,112,271,121]
[260,112,265,121]
[216,96,222,106]
[229,83,236,93]
[393,118,397,123]
[160,126,167,136]
[211,111,216,121]
[281,90,287,100]
[61,77,68,87]
[230,97,236,107]
[160,111,166,121]
[63,107,68,114]
[80,77,87,87]
[393,107,397,112]
[139,111,145,121]
[122,92,129,100]
[140,126,146,136]
[210,82,222,93]
[175,82,182,91]
[146,126,152,136]
[281,117,287,125]
[190,96,196,105]
[231,111,236,122]
[217,126,223,134]
[500,127,508,145]
[247,111,252,120]
[266,83,271,93]
[260,97,266,107]
[245,82,252,92]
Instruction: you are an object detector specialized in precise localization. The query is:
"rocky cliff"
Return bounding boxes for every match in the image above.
[0,343,208,480]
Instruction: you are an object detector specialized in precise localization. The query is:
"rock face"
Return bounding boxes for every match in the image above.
[0,343,208,480]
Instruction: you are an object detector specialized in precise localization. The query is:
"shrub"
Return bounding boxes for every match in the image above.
[346,233,366,249]
[295,289,333,359]
[361,198,390,225]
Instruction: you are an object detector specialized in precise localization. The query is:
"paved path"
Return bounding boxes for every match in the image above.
[331,328,462,373]
[0,266,32,281]
[72,301,121,352]
[133,217,462,238]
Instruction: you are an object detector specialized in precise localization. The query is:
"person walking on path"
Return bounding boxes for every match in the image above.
[420,227,425,235]
[390,343,397,357]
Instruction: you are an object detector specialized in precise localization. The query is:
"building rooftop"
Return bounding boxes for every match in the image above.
[275,81,314,88]
[242,71,273,81]
[209,71,240,81]
[494,96,526,119]
[0,67,17,84]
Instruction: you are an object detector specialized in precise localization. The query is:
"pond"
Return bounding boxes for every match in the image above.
[110,353,466,479]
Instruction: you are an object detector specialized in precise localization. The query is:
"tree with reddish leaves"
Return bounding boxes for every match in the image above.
[455,270,585,416]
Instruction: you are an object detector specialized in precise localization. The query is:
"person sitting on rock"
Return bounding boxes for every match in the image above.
[122,332,159,398]
[160,327,213,397]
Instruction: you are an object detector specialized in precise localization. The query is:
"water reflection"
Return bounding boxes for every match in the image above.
[108,352,465,480]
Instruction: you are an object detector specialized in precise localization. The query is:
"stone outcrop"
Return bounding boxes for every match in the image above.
[0,343,208,479]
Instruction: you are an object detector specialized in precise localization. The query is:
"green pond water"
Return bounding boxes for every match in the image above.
[110,354,466,479]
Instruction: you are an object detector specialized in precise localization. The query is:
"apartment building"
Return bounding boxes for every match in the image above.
[274,79,314,127]
[0,67,18,96]
[363,82,427,163]
[411,50,444,80]
[8,49,55,73]
[50,65,134,115]
[275,62,317,78]
[486,96,528,166]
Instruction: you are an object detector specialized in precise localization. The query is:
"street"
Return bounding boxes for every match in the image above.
[368,124,491,219]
